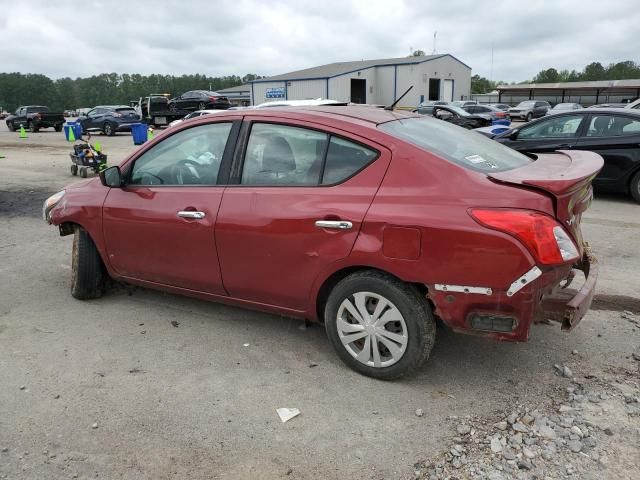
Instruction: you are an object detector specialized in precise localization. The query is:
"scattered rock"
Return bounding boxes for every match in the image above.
[170,320,179,328]
[571,349,578,355]
[19,385,25,390]
[490,437,503,453]
[570,426,583,437]
[415,409,424,417]
[53,394,60,399]
[632,352,640,362]
[567,440,582,453]
[309,362,318,368]
[512,422,529,433]
[91,423,98,429]
[457,424,471,435]
[522,447,536,459]
[494,421,508,431]
[1,447,7,453]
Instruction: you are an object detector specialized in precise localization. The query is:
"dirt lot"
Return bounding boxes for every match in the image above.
[0,123,638,480]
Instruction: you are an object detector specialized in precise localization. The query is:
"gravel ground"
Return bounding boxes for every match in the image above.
[0,123,638,479]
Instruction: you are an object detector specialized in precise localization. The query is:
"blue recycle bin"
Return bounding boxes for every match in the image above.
[63,122,83,141]
[130,123,148,145]
[492,119,511,126]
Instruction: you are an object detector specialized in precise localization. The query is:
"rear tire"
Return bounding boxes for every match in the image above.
[79,167,88,178]
[198,102,206,110]
[526,112,532,122]
[70,164,78,176]
[7,122,15,132]
[324,270,436,380]
[630,170,640,203]
[103,122,116,136]
[54,124,62,132]
[70,227,105,300]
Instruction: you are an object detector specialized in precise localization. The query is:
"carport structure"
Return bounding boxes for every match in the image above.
[497,79,640,106]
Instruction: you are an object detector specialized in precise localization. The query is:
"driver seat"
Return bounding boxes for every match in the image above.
[260,136,296,179]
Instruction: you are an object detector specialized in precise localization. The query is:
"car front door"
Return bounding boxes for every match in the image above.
[215,119,391,311]
[502,113,587,153]
[574,113,640,191]
[102,120,240,293]
[83,108,102,130]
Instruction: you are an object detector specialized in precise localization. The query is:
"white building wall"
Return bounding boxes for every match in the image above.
[251,81,286,105]
[328,68,378,103]
[374,66,395,105]
[286,79,327,100]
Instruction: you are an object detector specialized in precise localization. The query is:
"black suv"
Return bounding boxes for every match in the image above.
[168,90,231,111]
[78,106,141,136]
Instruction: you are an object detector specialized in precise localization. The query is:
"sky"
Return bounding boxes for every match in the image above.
[1,0,638,83]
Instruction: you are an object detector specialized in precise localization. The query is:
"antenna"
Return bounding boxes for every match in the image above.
[432,32,437,55]
[385,86,413,111]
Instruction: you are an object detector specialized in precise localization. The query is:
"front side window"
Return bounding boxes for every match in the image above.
[585,115,640,137]
[518,115,584,139]
[379,117,531,173]
[129,123,232,186]
[241,123,328,185]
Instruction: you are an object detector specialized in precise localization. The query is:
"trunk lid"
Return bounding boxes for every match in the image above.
[488,150,604,246]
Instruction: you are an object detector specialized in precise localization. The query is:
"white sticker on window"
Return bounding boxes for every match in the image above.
[465,154,486,164]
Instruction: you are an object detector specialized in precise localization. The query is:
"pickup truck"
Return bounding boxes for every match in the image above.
[5,106,66,132]
[132,94,190,128]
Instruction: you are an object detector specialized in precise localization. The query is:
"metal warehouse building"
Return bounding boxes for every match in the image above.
[497,79,640,106]
[250,54,472,107]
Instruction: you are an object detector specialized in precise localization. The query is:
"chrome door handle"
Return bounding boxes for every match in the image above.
[177,210,205,219]
[315,220,353,230]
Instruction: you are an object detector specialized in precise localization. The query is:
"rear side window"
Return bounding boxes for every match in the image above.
[240,123,379,186]
[586,115,640,137]
[322,137,378,184]
[379,117,531,172]
[519,115,583,139]
[115,108,137,115]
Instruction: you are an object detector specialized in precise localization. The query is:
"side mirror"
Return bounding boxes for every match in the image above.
[509,129,519,140]
[100,166,122,187]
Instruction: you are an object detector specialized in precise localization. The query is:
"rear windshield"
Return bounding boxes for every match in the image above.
[379,117,532,173]
[26,106,49,113]
[516,101,535,108]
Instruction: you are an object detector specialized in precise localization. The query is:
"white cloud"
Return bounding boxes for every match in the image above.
[0,0,638,82]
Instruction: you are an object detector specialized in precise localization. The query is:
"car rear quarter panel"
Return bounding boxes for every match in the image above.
[310,139,556,336]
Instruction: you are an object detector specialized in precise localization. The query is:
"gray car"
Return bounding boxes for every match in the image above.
[508,101,550,122]
[545,103,583,115]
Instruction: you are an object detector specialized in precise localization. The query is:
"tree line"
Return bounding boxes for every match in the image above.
[471,60,640,94]
[0,73,262,112]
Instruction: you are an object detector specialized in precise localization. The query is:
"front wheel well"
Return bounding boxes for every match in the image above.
[314,266,427,323]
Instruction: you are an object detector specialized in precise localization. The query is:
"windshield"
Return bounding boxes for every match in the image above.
[379,117,531,173]
[516,101,535,108]
[553,104,573,110]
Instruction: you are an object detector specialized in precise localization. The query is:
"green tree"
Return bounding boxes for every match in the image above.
[532,68,560,83]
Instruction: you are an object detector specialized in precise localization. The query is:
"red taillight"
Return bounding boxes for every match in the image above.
[469,209,578,265]
[209,96,218,101]
[496,112,506,117]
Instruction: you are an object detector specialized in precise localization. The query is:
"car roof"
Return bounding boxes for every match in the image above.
[202,105,419,126]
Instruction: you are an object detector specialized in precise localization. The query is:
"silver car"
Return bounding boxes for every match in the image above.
[508,101,550,122]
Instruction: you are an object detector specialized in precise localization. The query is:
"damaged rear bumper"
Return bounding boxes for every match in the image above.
[535,245,598,331]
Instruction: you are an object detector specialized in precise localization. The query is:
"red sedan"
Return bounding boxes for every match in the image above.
[43,106,603,379]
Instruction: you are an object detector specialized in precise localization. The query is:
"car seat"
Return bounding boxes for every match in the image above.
[591,116,611,136]
[258,136,296,182]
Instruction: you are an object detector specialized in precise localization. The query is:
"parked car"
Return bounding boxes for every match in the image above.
[135,94,190,127]
[494,108,640,202]
[463,104,509,122]
[412,101,449,114]
[77,106,141,136]
[508,101,551,121]
[624,98,640,109]
[167,109,228,128]
[545,103,583,115]
[420,105,493,129]
[5,106,65,132]
[168,90,231,112]
[451,100,477,108]
[490,103,511,111]
[42,106,602,379]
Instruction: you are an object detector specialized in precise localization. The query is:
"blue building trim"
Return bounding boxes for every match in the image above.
[393,65,397,101]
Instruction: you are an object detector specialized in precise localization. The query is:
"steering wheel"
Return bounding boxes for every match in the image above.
[171,159,202,185]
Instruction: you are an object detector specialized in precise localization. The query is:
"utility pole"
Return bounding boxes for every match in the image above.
[432,32,437,55]
[490,44,494,84]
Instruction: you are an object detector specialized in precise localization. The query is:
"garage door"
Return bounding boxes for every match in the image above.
[443,79,454,102]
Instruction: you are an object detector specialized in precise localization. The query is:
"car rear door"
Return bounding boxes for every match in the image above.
[215,117,391,311]
[102,120,240,293]
[503,113,587,153]
[574,112,640,190]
